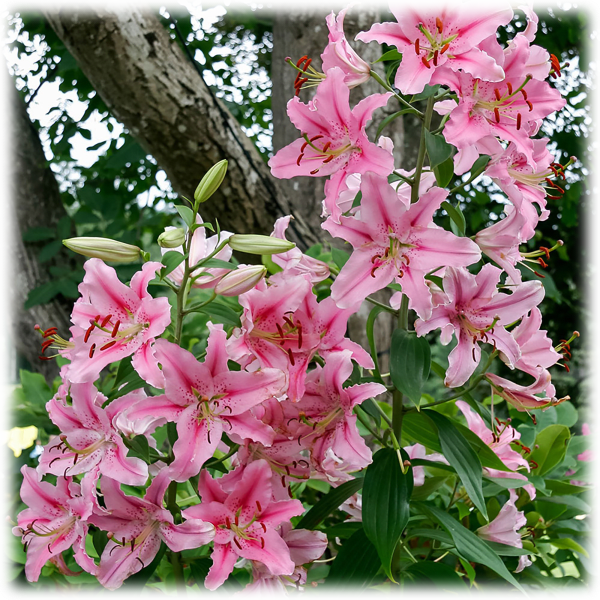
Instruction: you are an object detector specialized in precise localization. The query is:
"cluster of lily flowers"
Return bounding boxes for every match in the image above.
[14,1,578,591]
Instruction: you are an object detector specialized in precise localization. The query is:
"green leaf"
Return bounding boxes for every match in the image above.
[528,425,570,476]
[418,504,523,591]
[403,411,443,453]
[122,541,167,587]
[410,475,449,501]
[190,558,242,600]
[20,369,53,407]
[545,479,590,495]
[325,528,381,587]
[441,201,466,236]
[363,448,413,580]
[484,541,534,556]
[92,528,109,557]
[433,156,455,188]
[427,411,487,520]
[407,527,453,546]
[390,329,430,405]
[374,49,403,63]
[366,306,386,382]
[296,478,363,530]
[197,258,235,270]
[375,109,419,140]
[402,569,440,600]
[22,227,56,242]
[323,521,363,539]
[124,434,150,462]
[196,301,241,327]
[332,247,350,269]
[403,561,466,587]
[470,154,491,175]
[411,84,440,102]
[545,538,589,557]
[424,129,454,168]
[112,356,135,390]
[160,250,185,278]
[38,239,63,262]
[175,205,194,228]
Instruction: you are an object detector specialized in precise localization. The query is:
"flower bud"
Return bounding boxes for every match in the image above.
[63,237,142,263]
[158,228,186,249]
[194,159,228,205]
[215,265,267,296]
[228,234,295,255]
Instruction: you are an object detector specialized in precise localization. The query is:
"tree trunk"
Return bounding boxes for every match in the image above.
[11,87,76,381]
[44,9,318,248]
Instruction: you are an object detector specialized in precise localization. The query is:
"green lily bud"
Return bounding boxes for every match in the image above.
[158,228,186,249]
[63,237,142,263]
[228,234,295,255]
[194,159,228,205]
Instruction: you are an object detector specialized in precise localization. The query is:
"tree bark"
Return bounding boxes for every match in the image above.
[44,9,318,248]
[11,87,76,381]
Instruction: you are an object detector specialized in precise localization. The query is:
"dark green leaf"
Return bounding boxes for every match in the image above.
[22,227,56,242]
[122,541,167,587]
[112,356,134,390]
[441,201,466,236]
[325,528,381,587]
[374,49,402,63]
[296,478,363,530]
[57,216,72,240]
[402,411,442,452]
[124,434,150,462]
[411,84,440,102]
[176,205,194,228]
[470,154,491,174]
[485,541,535,557]
[410,475,449,501]
[197,258,235,270]
[20,370,53,407]
[545,479,590,495]
[92,528,109,557]
[323,521,363,539]
[427,411,487,520]
[38,239,63,263]
[406,528,453,546]
[363,448,413,580]
[332,247,350,269]
[390,328,430,405]
[160,251,185,278]
[402,569,440,600]
[424,129,454,168]
[196,301,241,327]
[418,504,523,591]
[366,306,386,382]
[190,558,242,600]
[403,561,466,587]
[528,425,570,476]
[434,156,455,188]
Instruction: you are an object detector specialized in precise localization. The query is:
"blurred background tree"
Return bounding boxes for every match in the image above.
[4,2,588,413]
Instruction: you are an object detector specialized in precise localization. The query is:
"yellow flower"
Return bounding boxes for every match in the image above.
[4,426,38,457]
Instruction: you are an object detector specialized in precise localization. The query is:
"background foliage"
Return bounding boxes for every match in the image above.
[4,2,591,590]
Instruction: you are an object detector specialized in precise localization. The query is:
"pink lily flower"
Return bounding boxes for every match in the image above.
[456,400,535,499]
[323,173,481,319]
[67,259,171,384]
[485,138,559,239]
[182,460,304,590]
[38,382,148,486]
[322,160,436,224]
[356,4,512,94]
[486,368,559,411]
[415,265,545,387]
[246,523,327,591]
[474,207,527,283]
[321,8,371,88]
[477,489,530,572]
[269,67,393,179]
[14,466,98,582]
[437,35,565,166]
[161,214,233,288]
[89,469,214,589]
[227,275,372,401]
[510,307,561,376]
[295,350,387,478]
[270,216,330,283]
[403,443,448,486]
[577,423,593,462]
[129,324,285,482]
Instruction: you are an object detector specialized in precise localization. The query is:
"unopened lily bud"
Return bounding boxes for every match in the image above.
[194,159,228,205]
[228,234,295,255]
[158,228,185,249]
[215,265,267,296]
[63,237,142,263]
